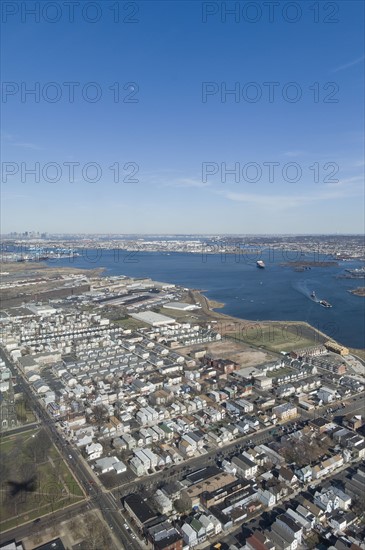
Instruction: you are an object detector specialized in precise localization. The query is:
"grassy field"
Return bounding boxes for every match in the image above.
[113,317,149,330]
[227,322,323,353]
[158,307,200,324]
[0,427,84,533]
[15,397,37,424]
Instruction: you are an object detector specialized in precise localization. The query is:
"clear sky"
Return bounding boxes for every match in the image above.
[1,0,364,234]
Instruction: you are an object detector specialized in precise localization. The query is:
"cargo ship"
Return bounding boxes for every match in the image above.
[256,260,265,269]
[319,299,332,308]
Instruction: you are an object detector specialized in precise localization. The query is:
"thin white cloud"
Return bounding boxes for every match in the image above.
[324,174,364,188]
[2,193,31,200]
[13,142,42,151]
[0,132,15,142]
[332,55,365,73]
[283,150,307,157]
[1,132,42,150]
[216,174,363,210]
[163,177,211,189]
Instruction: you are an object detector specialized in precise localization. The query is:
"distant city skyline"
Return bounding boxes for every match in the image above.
[2,1,364,234]
[3,231,363,237]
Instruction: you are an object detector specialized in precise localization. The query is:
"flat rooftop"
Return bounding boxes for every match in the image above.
[131,311,175,326]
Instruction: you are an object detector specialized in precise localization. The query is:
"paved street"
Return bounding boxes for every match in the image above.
[1,344,364,549]
[0,348,142,550]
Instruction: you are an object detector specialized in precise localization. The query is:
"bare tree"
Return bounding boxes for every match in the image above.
[81,513,113,550]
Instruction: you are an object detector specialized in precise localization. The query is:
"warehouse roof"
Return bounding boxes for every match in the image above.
[131,311,175,326]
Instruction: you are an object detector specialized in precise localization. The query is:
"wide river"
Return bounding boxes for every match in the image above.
[48,249,364,349]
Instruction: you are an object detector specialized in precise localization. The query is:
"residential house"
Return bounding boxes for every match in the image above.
[85,442,103,460]
[231,454,258,479]
[256,489,276,508]
[278,467,298,487]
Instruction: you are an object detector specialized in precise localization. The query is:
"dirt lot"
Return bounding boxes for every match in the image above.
[178,339,274,367]
[0,263,104,308]
[1,261,103,276]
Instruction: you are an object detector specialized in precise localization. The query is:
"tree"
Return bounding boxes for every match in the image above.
[81,513,113,550]
[93,405,109,428]
[174,494,191,514]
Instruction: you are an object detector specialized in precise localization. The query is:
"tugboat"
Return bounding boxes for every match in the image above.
[256,260,265,269]
[319,299,332,308]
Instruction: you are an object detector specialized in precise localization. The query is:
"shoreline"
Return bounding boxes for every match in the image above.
[188,289,363,355]
[2,262,363,355]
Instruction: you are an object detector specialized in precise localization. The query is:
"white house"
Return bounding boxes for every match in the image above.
[257,488,276,508]
[86,442,103,460]
[181,523,197,547]
[94,456,126,474]
[231,454,258,479]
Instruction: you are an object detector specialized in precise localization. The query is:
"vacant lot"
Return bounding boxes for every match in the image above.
[225,322,325,353]
[22,509,114,550]
[179,339,275,367]
[0,428,84,532]
[113,317,149,330]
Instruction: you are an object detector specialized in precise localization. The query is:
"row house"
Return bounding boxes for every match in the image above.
[121,433,137,450]
[246,531,276,550]
[278,466,299,487]
[205,405,225,423]
[130,456,145,476]
[285,508,313,534]
[181,518,206,547]
[272,403,298,421]
[207,427,234,447]
[140,427,153,445]
[136,406,159,425]
[296,496,326,524]
[231,454,258,479]
[311,453,344,480]
[328,510,356,533]
[275,514,303,544]
[315,486,352,511]
[134,449,153,471]
[293,504,316,530]
[268,525,298,550]
[294,465,312,483]
[236,420,250,434]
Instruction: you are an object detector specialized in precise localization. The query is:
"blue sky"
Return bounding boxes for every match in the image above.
[1,0,364,234]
